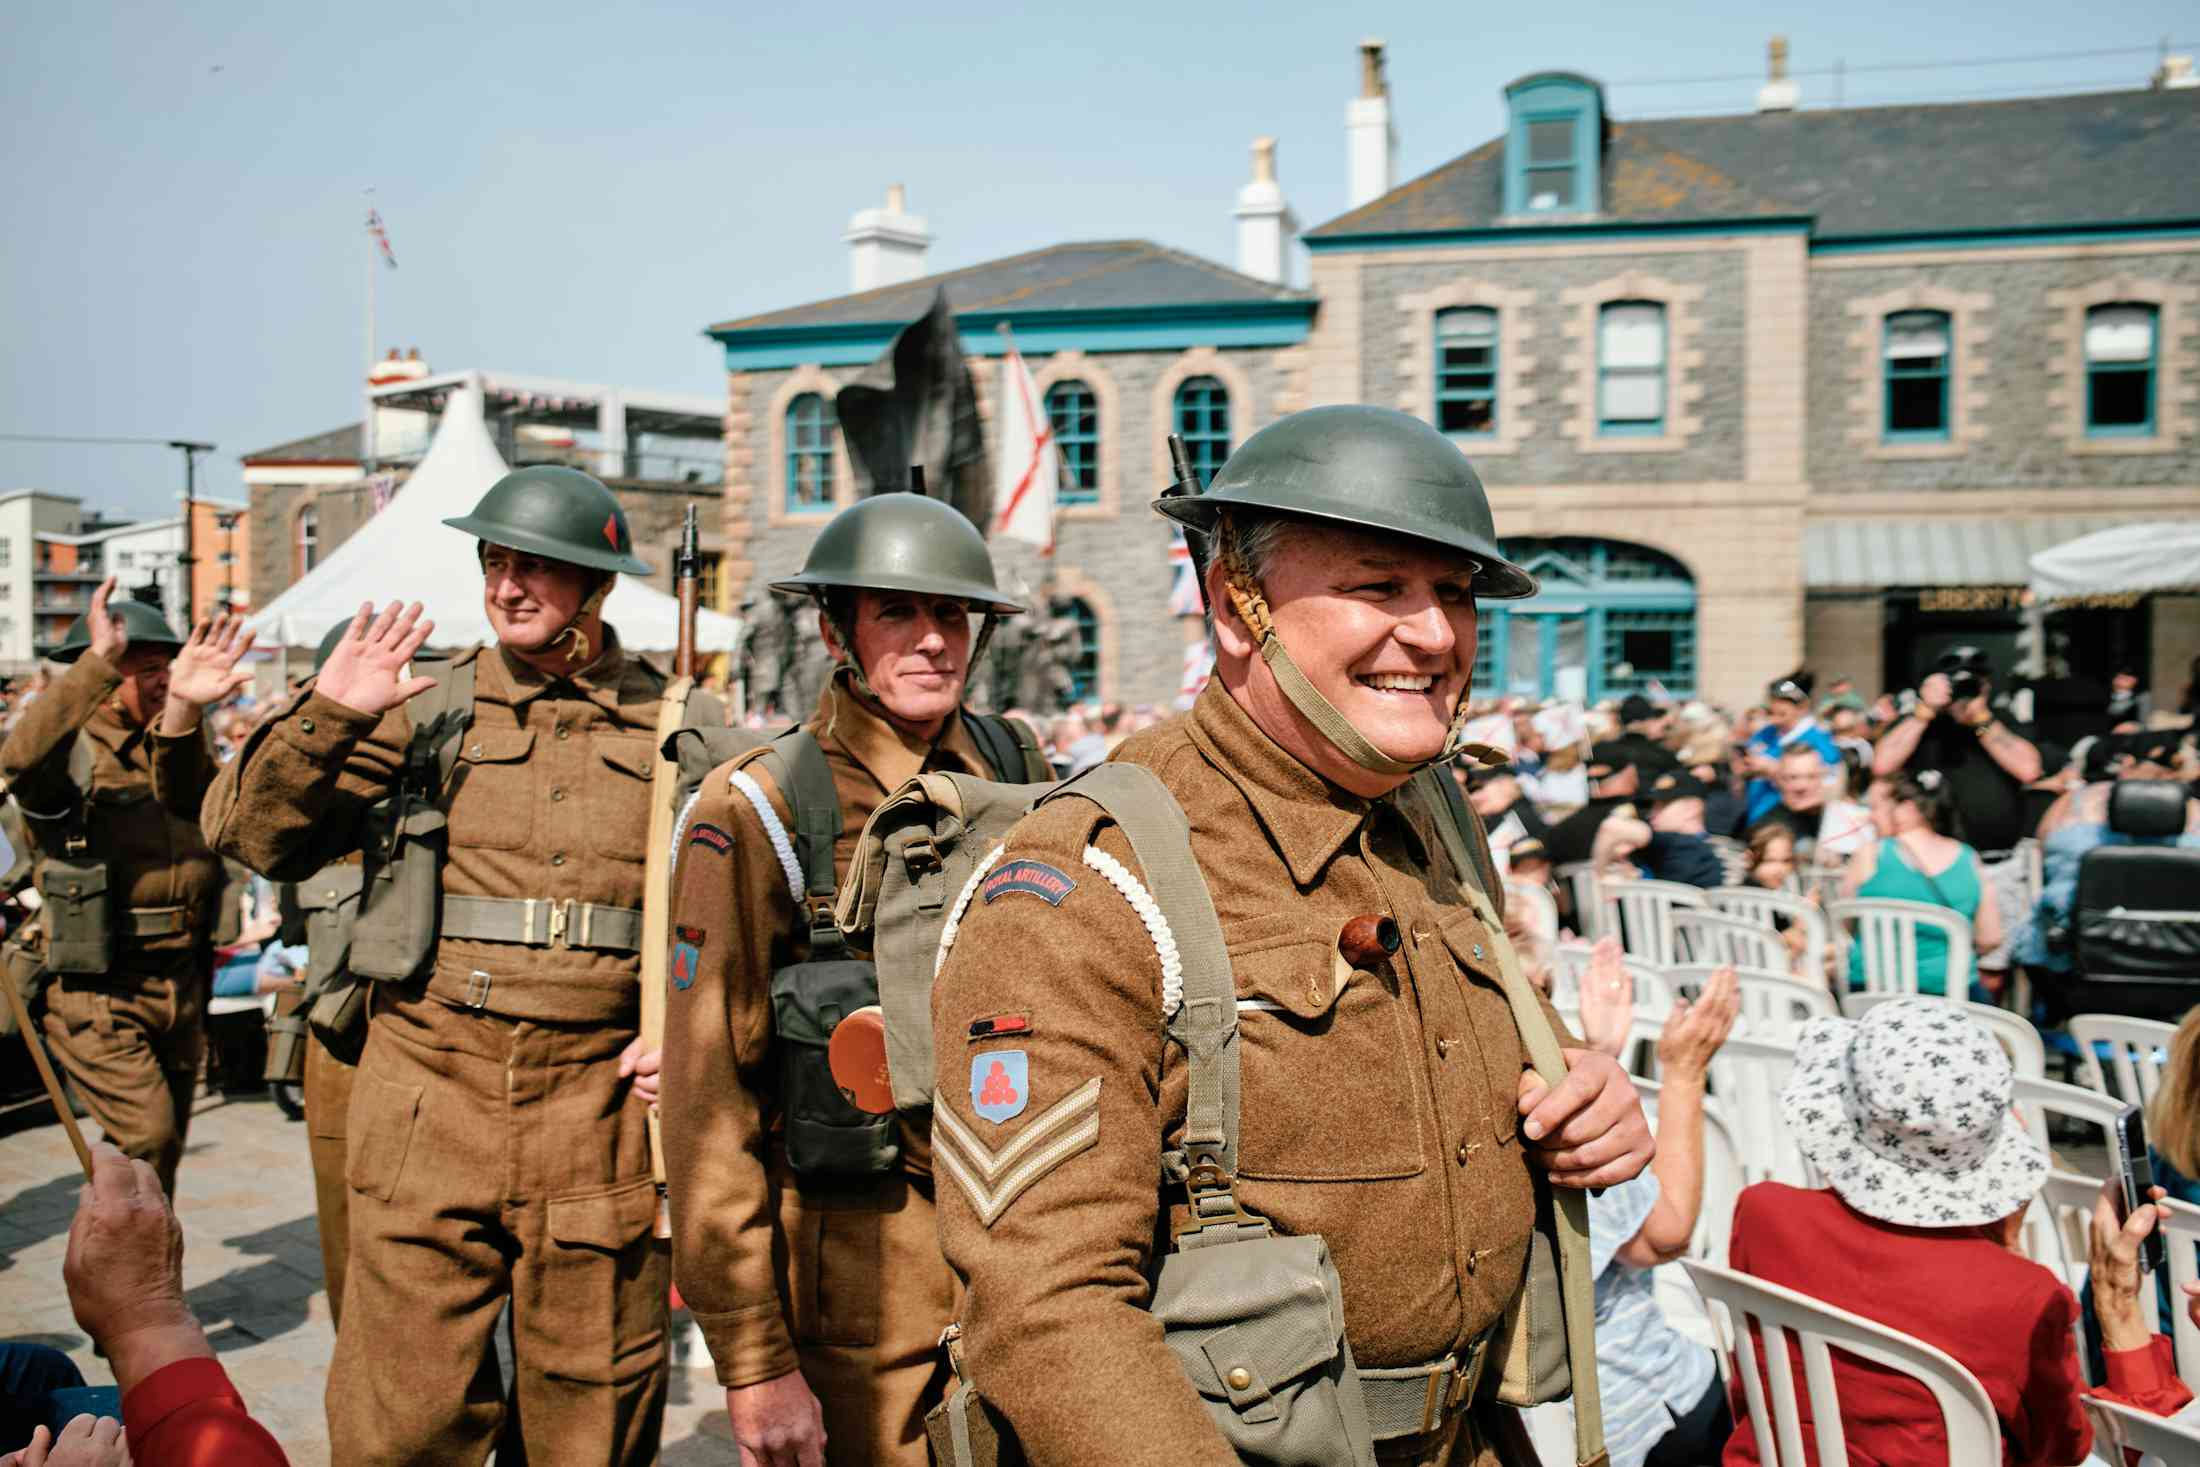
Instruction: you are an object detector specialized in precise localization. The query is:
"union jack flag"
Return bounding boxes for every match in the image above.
[1166,530,1203,618]
[366,209,397,269]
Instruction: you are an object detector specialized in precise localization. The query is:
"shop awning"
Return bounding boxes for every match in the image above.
[2029,521,2200,605]
[1804,516,2138,590]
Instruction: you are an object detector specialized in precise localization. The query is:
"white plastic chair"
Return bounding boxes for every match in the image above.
[1505,879,1561,948]
[1682,1259,2002,1466]
[1706,833,1751,887]
[2067,1014,2179,1108]
[1603,877,1710,968]
[1707,887,1831,983]
[1665,965,1838,1043]
[1828,897,1976,1003]
[2018,1170,2110,1379]
[2085,1394,2200,1467]
[2011,1073,2129,1159]
[1672,908,1791,973]
[2149,1196,2200,1383]
[1840,993,2048,1080]
[1633,1075,1747,1265]
[1705,1034,1814,1187]
[1556,862,1605,940]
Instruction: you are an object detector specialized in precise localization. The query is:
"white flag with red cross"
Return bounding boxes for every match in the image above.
[991,342,1057,551]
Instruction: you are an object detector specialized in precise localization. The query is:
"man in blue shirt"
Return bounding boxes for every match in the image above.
[1743,673,1840,826]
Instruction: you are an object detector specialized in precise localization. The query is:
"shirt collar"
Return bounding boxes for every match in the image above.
[811,670,986,793]
[1186,682,1372,888]
[486,630,632,716]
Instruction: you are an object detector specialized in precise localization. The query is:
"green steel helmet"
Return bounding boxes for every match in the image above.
[768,493,1025,615]
[442,465,652,577]
[1152,405,1538,601]
[51,598,186,664]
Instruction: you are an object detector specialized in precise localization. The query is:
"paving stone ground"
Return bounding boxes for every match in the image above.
[0,1087,734,1465]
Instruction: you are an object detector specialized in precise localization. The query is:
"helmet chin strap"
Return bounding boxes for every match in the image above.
[548,573,615,667]
[1218,516,1500,780]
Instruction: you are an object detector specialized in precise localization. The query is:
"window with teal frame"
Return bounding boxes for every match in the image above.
[2085,304,2157,435]
[1436,308,1498,438]
[1174,376,1231,485]
[1597,302,1665,435]
[1883,310,1951,440]
[1472,538,1697,701]
[1045,380,1100,504]
[785,392,836,511]
[1053,597,1099,702]
[1503,74,1602,217]
[1600,610,1695,696]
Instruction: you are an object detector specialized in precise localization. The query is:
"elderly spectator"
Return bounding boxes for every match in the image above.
[1722,1001,2191,1465]
[1742,672,1841,825]
[1592,768,1725,889]
[1841,770,1999,999]
[1748,745,1846,863]
[1575,950,1741,1467]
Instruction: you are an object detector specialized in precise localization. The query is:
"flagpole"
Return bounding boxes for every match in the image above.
[362,190,377,476]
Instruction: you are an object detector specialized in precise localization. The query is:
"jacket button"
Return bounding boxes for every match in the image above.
[555,725,570,740]
[468,744,484,759]
[1226,1367,1253,1392]
[299,717,316,734]
[1437,1037,1456,1058]
[1472,944,1484,959]
[550,787,565,801]
[1456,1141,1470,1166]
[550,853,566,867]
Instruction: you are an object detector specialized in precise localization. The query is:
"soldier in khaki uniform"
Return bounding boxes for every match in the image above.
[203,467,673,1466]
[931,408,1653,1466]
[662,494,1039,1467]
[3,582,254,1198]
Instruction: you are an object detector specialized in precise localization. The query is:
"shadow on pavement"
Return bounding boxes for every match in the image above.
[662,1412,732,1465]
[186,1215,324,1352]
[0,1175,86,1274]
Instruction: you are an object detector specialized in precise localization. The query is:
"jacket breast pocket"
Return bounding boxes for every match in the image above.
[1229,922,1425,1182]
[447,728,537,852]
[586,736,656,864]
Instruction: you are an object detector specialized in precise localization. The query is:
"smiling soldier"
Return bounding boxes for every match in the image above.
[204,466,676,1465]
[930,406,1652,1466]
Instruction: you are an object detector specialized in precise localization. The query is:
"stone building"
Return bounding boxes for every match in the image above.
[702,43,2200,712]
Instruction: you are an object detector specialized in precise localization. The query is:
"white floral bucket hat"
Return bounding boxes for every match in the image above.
[1781,998,2049,1228]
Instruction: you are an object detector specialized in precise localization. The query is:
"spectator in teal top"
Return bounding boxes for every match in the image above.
[1841,769,2002,999]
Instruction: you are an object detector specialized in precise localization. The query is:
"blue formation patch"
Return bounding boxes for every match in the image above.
[981,859,1076,907]
[970,1050,1029,1124]
[670,926,705,990]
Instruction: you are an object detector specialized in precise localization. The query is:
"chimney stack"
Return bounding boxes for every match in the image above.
[844,183,933,293]
[1757,36,1800,112]
[1346,38,1397,209]
[1234,137,1298,285]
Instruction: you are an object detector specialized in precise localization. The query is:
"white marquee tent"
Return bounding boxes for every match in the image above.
[248,377,741,655]
[2027,521,2200,606]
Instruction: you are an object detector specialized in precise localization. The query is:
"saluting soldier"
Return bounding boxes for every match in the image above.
[661,494,1044,1467]
[203,467,675,1465]
[930,407,1653,1465]
[3,579,253,1198]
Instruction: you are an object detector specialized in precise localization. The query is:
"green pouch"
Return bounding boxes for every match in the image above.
[307,977,371,1065]
[349,798,445,982]
[39,855,113,977]
[768,956,898,1181]
[264,986,311,1083]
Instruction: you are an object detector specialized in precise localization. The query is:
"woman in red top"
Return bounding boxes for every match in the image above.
[1722,1000,2191,1466]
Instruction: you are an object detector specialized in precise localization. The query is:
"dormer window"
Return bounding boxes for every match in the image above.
[1503,73,1604,219]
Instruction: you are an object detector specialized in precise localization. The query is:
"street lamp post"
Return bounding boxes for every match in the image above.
[168,440,213,623]
[215,512,240,614]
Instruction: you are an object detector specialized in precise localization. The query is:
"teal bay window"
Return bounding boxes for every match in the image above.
[2086,304,2158,434]
[785,392,837,510]
[1883,311,1951,440]
[1597,302,1666,435]
[1045,380,1100,504]
[1435,308,1498,437]
[1173,376,1231,486]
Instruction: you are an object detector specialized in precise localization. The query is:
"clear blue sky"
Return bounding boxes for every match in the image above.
[3,1,2191,518]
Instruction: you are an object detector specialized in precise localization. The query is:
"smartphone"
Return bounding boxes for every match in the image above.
[2113,1103,2168,1275]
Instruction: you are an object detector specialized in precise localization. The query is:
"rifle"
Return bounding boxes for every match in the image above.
[1160,432,1213,616]
[639,503,704,1240]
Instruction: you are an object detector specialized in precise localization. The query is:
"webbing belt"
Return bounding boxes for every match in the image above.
[122,906,191,938]
[1357,1331,1495,1441]
[440,895,644,953]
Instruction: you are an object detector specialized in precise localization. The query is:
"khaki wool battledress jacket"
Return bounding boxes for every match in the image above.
[661,674,990,1466]
[931,684,1555,1467]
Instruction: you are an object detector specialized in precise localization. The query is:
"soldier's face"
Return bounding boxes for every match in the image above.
[114,645,172,724]
[1237,526,1478,788]
[481,547,594,653]
[837,591,972,736]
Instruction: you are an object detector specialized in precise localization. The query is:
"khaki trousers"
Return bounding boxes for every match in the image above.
[328,990,667,1467]
[302,1037,357,1326]
[777,1171,957,1467]
[40,969,204,1197]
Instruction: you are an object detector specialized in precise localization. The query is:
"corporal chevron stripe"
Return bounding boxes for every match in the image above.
[935,1078,1102,1227]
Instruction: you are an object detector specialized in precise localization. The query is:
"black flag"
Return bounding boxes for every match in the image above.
[834,290,992,529]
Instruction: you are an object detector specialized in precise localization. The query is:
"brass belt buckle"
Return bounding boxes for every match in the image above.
[547,898,571,950]
[1417,1350,1474,1435]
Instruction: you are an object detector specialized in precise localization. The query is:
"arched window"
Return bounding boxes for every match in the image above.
[1473,538,1696,701]
[1435,307,1498,438]
[1173,376,1231,486]
[1883,310,1951,440]
[1597,302,1666,434]
[1045,380,1100,505]
[2086,303,2158,435]
[296,507,320,576]
[785,393,837,511]
[1053,597,1099,703]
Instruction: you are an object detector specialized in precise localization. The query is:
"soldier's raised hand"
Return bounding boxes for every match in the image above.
[166,611,257,711]
[85,577,127,663]
[315,601,438,716]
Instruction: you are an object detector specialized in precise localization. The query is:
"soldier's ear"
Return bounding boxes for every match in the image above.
[1206,562,1258,662]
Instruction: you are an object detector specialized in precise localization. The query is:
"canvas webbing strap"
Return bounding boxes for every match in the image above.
[440,895,644,951]
[961,713,1023,787]
[1411,772,1605,1467]
[1042,763,1241,1198]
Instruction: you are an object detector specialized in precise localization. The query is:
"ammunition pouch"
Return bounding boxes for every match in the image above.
[769,955,897,1181]
[349,796,446,982]
[38,855,113,977]
[295,865,369,1063]
[264,986,311,1084]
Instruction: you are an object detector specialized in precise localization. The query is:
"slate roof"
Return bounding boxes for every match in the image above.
[242,424,360,464]
[1309,87,2200,241]
[708,240,1313,335]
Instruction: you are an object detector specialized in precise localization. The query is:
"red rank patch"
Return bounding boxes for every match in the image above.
[967,1013,1032,1042]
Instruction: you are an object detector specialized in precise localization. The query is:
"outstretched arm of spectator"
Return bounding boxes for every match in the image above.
[64,1143,289,1466]
[1617,966,1738,1268]
[1591,815,1650,875]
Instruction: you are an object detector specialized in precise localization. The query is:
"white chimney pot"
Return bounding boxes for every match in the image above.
[1345,39,1397,209]
[1235,137,1297,285]
[845,184,933,293]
